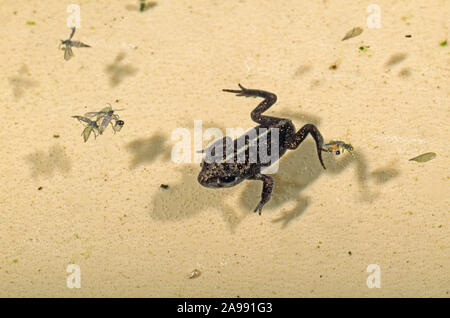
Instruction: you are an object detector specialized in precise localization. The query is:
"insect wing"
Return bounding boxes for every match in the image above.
[64,45,73,60]
[409,152,436,162]
[98,114,112,134]
[81,125,93,142]
[83,111,100,118]
[73,115,94,125]
[84,111,106,118]
[85,106,110,119]
[72,41,90,48]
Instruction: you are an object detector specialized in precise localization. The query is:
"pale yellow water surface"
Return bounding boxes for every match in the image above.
[0,0,448,297]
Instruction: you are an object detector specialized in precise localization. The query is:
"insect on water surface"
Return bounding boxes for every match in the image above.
[84,104,125,135]
[60,27,90,61]
[321,140,354,156]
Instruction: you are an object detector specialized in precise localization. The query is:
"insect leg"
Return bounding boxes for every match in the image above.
[69,27,76,40]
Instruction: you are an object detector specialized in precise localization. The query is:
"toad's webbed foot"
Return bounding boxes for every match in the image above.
[222,84,253,97]
[223,84,279,126]
[249,174,274,215]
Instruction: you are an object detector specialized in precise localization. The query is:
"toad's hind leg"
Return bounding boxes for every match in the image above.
[249,173,274,215]
[286,123,326,170]
[223,84,282,126]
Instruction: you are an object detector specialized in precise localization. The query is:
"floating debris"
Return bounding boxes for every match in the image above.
[329,60,341,70]
[26,21,36,25]
[405,34,412,38]
[160,184,169,189]
[342,27,363,41]
[189,269,201,279]
[53,134,60,138]
[409,152,436,162]
[59,27,90,61]
[359,45,370,51]
[140,0,157,12]
[38,186,43,190]
[126,1,157,12]
[322,140,354,155]
[440,40,447,47]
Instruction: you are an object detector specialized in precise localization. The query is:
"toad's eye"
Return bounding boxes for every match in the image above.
[219,176,237,184]
[335,150,340,155]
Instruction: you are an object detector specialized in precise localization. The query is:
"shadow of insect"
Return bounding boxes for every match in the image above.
[385,53,407,67]
[25,144,71,178]
[126,133,170,169]
[105,52,138,87]
[8,65,38,100]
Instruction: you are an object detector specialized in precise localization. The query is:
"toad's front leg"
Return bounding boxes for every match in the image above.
[249,173,274,215]
[286,123,326,170]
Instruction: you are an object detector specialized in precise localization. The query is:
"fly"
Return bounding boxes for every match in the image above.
[60,27,90,61]
[84,104,125,135]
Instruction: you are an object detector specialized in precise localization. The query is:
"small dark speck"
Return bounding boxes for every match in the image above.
[348,251,352,255]
[405,34,412,38]
[329,64,337,70]
[160,184,169,189]
[115,99,119,103]
[38,186,43,190]
[399,68,411,77]
[53,134,60,138]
